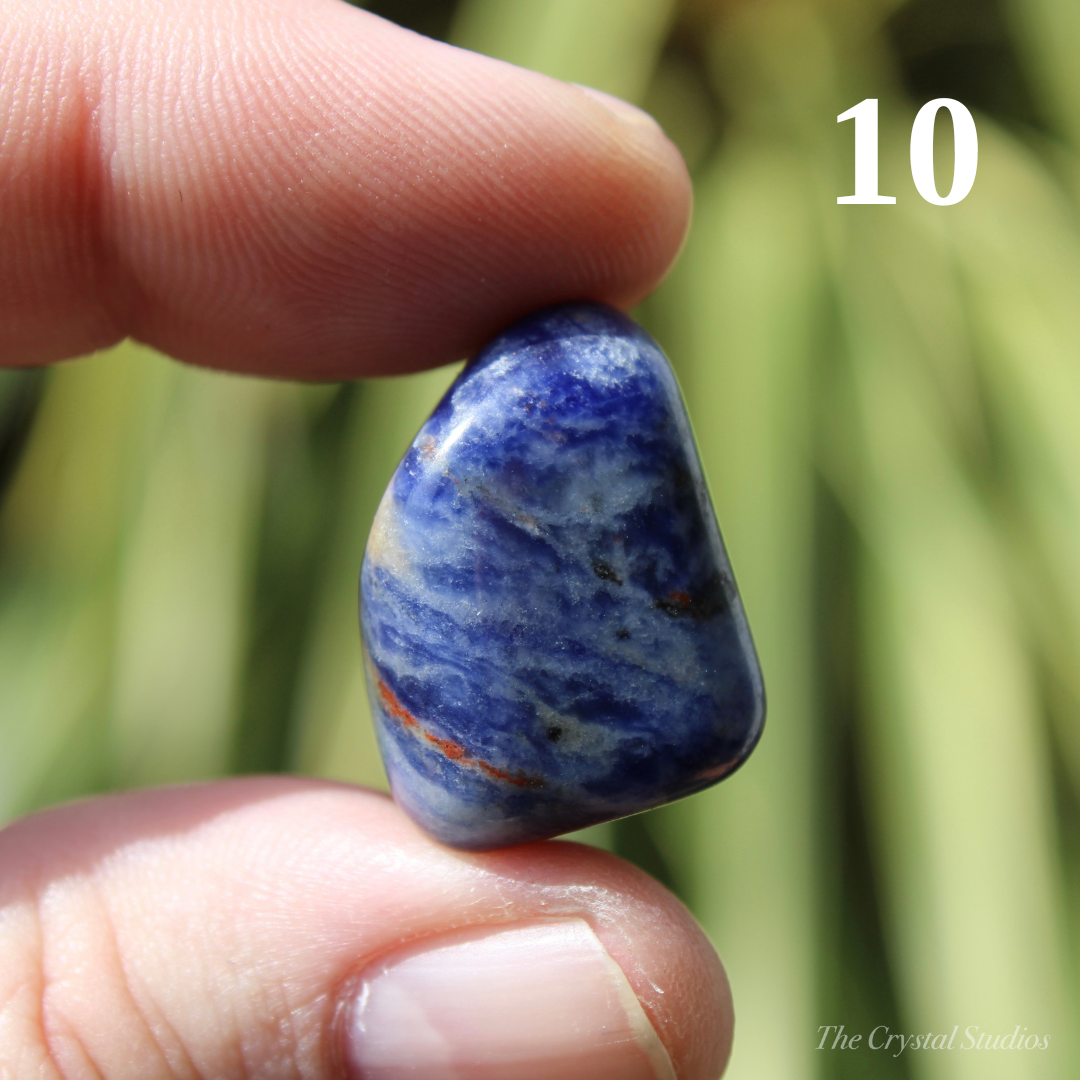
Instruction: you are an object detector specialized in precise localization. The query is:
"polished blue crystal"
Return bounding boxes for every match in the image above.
[360,302,764,850]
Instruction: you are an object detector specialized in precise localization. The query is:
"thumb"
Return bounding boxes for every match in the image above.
[3,0,690,375]
[0,778,731,1080]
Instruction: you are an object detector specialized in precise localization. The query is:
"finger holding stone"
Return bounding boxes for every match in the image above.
[0,777,731,1080]
[1,0,691,375]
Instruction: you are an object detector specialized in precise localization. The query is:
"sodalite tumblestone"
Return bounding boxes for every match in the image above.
[360,302,764,850]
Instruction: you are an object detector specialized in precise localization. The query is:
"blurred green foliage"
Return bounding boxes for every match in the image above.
[2,1,1080,1078]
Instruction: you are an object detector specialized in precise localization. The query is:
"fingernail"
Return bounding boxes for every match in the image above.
[573,84,663,131]
[344,919,676,1080]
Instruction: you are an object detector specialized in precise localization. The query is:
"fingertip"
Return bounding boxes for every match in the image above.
[172,11,694,377]
[0,780,729,1080]
[485,835,732,1080]
[1,0,693,374]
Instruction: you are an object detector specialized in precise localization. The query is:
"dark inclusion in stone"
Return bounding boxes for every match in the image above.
[360,302,765,850]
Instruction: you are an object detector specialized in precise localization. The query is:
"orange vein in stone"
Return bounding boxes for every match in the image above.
[377,679,543,788]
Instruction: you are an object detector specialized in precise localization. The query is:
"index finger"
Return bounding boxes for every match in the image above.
[2,0,690,376]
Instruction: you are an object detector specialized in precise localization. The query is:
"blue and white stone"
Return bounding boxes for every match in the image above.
[360,302,764,850]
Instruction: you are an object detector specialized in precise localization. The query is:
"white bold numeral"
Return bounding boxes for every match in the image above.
[837,98,896,205]
[837,97,978,206]
[909,98,979,205]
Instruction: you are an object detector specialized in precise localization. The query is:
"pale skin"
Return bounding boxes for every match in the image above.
[0,1,733,1078]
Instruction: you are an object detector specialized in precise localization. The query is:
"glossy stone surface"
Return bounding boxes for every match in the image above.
[361,302,764,850]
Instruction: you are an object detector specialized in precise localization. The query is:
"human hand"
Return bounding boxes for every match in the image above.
[0,2,727,1078]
